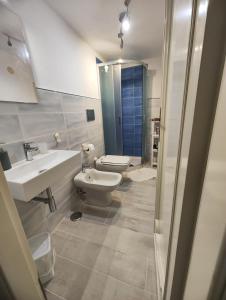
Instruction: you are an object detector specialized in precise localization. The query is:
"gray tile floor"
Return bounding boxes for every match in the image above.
[45,173,157,300]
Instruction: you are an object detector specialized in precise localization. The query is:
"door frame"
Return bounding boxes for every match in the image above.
[0,165,45,300]
[168,0,226,297]
[159,0,226,299]
[154,0,174,221]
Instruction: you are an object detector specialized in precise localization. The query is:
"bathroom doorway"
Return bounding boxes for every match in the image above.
[99,60,149,162]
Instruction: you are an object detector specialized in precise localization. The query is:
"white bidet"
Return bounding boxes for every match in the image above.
[74,168,122,206]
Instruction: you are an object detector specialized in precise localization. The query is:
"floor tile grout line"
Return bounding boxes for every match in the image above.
[52,217,67,234]
[45,288,67,300]
[104,203,116,225]
[55,253,157,296]
[55,222,154,248]
[145,256,149,291]
[47,177,157,299]
[57,253,96,272]
[53,228,114,250]
[104,219,155,236]
[65,207,153,229]
[54,227,154,260]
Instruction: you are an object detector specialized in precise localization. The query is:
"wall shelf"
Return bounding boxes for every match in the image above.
[151,118,160,168]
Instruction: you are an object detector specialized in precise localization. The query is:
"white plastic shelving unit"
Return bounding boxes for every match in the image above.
[151,118,160,168]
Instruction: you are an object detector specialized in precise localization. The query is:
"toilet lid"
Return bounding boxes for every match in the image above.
[100,155,130,165]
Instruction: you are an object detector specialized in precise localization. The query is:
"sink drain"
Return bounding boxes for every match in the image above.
[70,212,82,222]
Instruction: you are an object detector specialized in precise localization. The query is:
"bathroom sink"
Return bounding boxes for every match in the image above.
[5,150,81,202]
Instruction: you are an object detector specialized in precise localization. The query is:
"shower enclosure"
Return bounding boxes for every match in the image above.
[99,60,149,162]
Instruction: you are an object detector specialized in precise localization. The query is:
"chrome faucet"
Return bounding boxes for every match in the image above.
[82,163,90,173]
[23,142,39,161]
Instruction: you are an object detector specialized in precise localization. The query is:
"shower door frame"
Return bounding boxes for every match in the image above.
[99,60,148,160]
[113,64,123,155]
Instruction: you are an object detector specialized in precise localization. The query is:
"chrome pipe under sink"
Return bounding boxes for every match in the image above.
[33,187,57,213]
[46,187,57,212]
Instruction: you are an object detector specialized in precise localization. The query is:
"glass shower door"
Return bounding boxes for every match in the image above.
[99,65,123,155]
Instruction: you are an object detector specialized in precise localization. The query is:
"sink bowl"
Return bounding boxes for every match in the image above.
[4,150,81,202]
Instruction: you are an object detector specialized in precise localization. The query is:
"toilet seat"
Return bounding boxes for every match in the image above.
[96,155,130,172]
[100,155,130,165]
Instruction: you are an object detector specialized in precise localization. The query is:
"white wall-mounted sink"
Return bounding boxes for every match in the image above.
[5,150,81,202]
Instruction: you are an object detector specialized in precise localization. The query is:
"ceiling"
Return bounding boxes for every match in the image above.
[46,0,165,61]
[0,2,24,41]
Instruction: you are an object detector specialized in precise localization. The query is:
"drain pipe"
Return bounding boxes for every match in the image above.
[33,187,57,213]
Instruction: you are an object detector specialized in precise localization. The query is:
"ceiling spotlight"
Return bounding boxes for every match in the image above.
[119,11,130,32]
[124,0,131,7]
[122,14,130,32]
[118,0,131,49]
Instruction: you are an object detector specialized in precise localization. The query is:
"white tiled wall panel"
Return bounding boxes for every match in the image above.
[0,88,105,237]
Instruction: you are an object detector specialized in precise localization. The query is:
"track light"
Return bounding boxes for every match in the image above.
[7,36,12,47]
[118,0,131,49]
[122,14,130,32]
[120,38,124,49]
[118,30,124,49]
[119,11,130,32]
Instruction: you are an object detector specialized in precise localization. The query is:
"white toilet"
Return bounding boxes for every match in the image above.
[95,155,131,173]
[74,168,122,206]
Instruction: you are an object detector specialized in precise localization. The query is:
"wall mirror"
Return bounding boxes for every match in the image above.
[0,3,37,103]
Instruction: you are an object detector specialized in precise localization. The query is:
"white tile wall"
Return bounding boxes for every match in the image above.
[0,88,105,237]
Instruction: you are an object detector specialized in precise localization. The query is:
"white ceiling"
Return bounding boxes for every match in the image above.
[46,0,165,61]
[0,2,24,41]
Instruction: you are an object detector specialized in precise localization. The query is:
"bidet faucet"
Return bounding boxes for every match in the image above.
[82,163,90,173]
[23,142,39,161]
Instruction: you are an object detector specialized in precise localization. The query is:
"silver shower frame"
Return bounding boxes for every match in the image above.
[98,59,149,161]
[98,59,148,69]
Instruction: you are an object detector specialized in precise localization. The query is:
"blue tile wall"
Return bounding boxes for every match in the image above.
[121,65,143,156]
